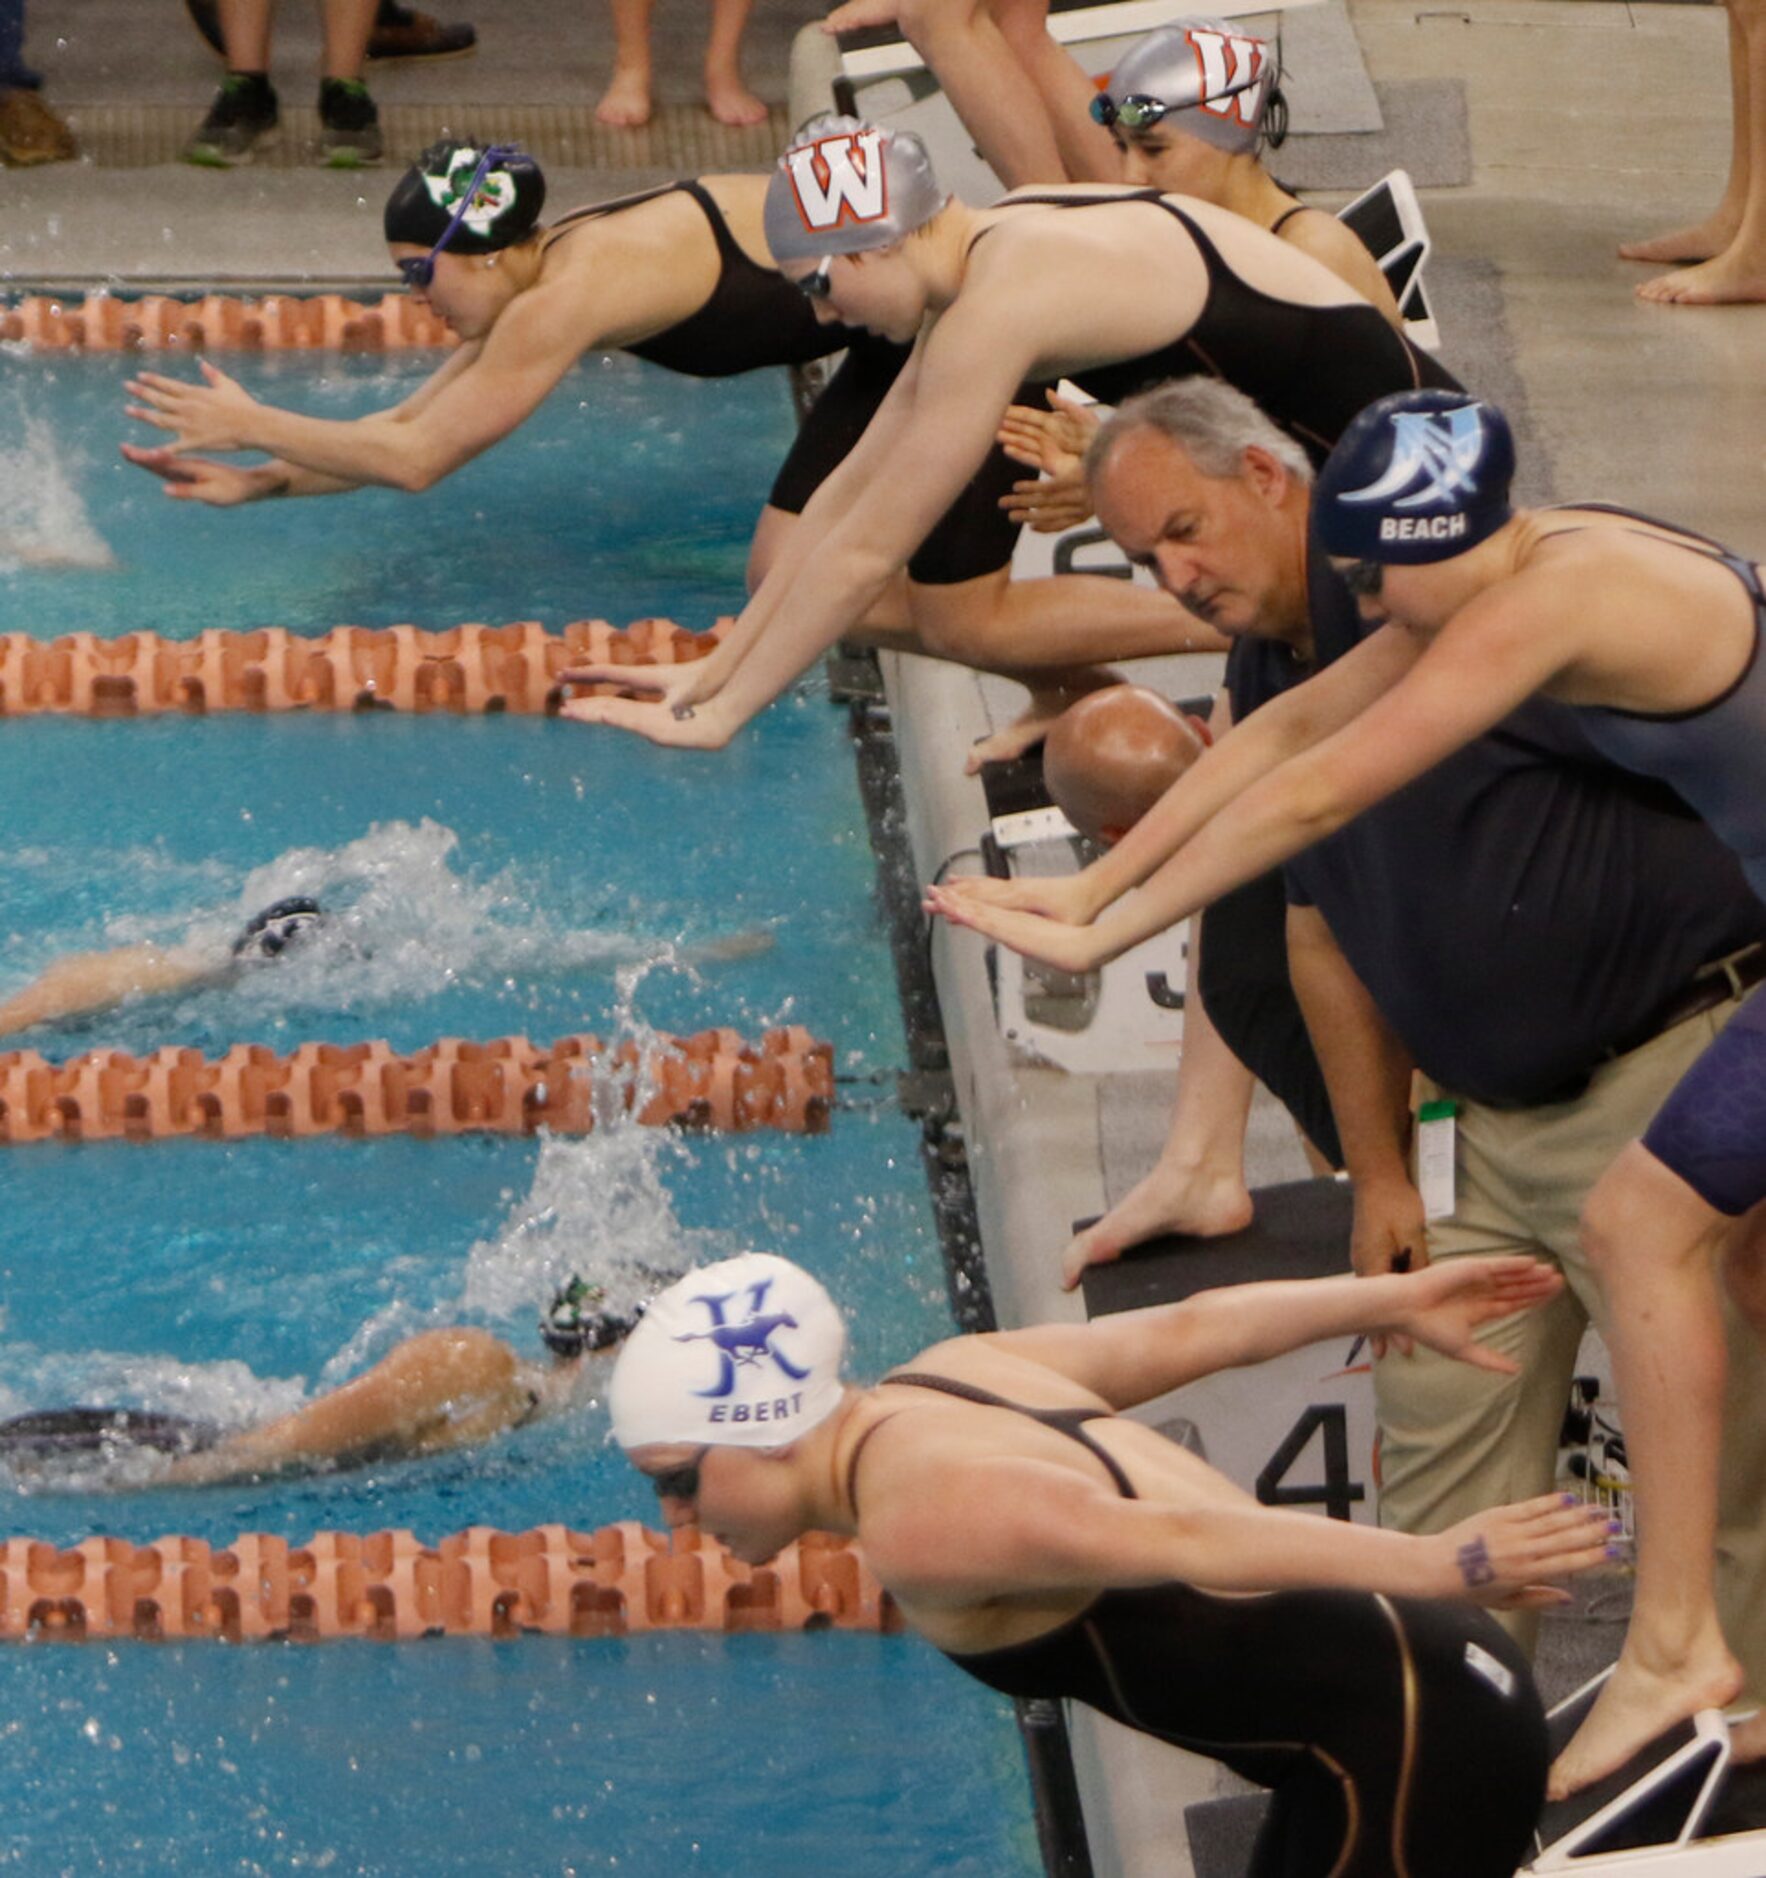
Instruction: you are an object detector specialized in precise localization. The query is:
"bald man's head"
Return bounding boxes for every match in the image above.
[1044,686,1208,845]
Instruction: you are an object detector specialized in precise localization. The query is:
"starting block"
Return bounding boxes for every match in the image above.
[976,748,1188,1075]
[1525,1671,1766,1874]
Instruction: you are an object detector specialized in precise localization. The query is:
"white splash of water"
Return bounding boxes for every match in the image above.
[71,818,770,1023]
[460,1124,736,1328]
[0,392,117,572]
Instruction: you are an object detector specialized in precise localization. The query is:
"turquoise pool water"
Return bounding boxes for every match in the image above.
[0,348,1041,1875]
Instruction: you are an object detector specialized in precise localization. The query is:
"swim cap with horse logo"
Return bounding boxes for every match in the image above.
[1096,21,1280,156]
[1316,390,1517,565]
[763,116,948,264]
[608,1253,846,1449]
[383,139,546,253]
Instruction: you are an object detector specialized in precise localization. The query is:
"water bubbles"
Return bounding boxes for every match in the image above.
[0,392,116,573]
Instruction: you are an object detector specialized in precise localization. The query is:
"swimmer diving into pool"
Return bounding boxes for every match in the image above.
[558,116,1458,750]
[118,138,1216,691]
[0,1275,650,1487]
[614,1253,1618,1876]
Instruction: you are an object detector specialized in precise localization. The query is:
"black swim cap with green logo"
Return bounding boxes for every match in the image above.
[383,140,547,254]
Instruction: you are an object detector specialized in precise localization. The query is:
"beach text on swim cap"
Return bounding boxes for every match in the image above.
[1379,514,1469,542]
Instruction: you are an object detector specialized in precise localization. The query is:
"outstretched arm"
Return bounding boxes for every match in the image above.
[970,1255,1560,1410]
[931,620,1425,950]
[0,943,221,1036]
[870,1445,1614,1612]
[123,278,603,492]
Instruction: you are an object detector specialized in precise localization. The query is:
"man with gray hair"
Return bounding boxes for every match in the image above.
[933,379,1766,1751]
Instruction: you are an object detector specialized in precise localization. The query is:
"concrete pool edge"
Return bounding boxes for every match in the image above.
[840,651,1096,1878]
[879,646,1223,1878]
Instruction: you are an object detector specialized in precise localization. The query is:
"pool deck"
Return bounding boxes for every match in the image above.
[9,0,1766,1873]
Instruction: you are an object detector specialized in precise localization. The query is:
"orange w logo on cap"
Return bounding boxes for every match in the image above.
[784,129,890,232]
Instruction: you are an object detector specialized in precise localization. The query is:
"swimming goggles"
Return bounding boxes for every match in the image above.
[647,1448,709,1506]
[396,143,520,291]
[795,255,836,300]
[1089,92,1178,133]
[1337,560,1387,598]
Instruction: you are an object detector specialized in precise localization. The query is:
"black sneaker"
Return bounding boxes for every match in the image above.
[185,0,475,64]
[183,73,279,167]
[318,78,382,168]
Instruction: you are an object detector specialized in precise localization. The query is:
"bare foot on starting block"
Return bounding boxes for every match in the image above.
[1061,1162,1254,1291]
[1549,1646,1746,1801]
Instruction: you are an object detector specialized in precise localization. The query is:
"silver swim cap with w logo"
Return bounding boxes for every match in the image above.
[764,116,948,264]
[1094,21,1279,156]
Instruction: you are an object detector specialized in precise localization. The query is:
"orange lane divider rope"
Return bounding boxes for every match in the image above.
[0,618,719,719]
[0,1027,834,1145]
[2,292,456,352]
[0,1524,898,1642]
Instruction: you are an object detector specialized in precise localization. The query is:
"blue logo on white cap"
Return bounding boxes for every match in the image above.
[1339,407,1489,511]
[674,1278,813,1399]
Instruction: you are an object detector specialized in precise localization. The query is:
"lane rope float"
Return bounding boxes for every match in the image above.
[0,1523,896,1641]
[0,1026,834,1144]
[2,292,456,352]
[0,618,720,718]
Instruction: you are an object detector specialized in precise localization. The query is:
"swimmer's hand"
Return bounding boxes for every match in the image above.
[1384,1255,1561,1375]
[923,881,1114,974]
[997,393,1101,534]
[1434,1495,1621,1610]
[556,661,712,715]
[931,870,1103,927]
[124,359,262,454]
[119,442,274,506]
[560,691,737,749]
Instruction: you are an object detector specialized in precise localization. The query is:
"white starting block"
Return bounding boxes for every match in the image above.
[1523,1672,1766,1875]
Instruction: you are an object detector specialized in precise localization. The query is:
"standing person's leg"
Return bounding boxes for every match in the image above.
[0,0,76,165]
[596,0,655,126]
[185,0,281,165]
[1621,0,1751,265]
[703,0,766,126]
[318,0,382,165]
[988,0,1122,181]
[1552,993,1766,1793]
[1637,0,1766,304]
[1372,1086,1589,1658]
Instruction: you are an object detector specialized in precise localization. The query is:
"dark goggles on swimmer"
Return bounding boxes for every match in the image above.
[794,255,836,301]
[396,143,521,291]
[1089,92,1178,133]
[648,1447,709,1505]
[1336,559,1388,599]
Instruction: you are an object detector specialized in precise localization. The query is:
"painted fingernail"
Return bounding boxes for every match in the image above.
[1561,1493,1580,1507]
[1608,1519,1624,1533]
[1605,1544,1625,1560]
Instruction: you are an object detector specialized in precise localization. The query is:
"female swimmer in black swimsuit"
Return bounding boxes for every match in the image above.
[562,117,1457,751]
[611,1253,1618,1878]
[0,1276,643,1487]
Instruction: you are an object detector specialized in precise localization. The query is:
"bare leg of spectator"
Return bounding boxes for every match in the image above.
[219,0,274,70]
[597,0,654,125]
[704,0,767,125]
[1621,2,1749,264]
[1637,0,1766,303]
[989,0,1122,182]
[321,0,378,79]
[887,0,1067,187]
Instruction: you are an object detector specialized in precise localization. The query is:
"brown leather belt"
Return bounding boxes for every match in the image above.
[1605,940,1766,1063]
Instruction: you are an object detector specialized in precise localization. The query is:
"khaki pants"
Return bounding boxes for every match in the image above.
[1376,998,1766,1689]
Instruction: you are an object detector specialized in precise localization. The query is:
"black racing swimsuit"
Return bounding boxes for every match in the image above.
[988,191,1460,464]
[544,179,874,377]
[870,1373,1548,1878]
